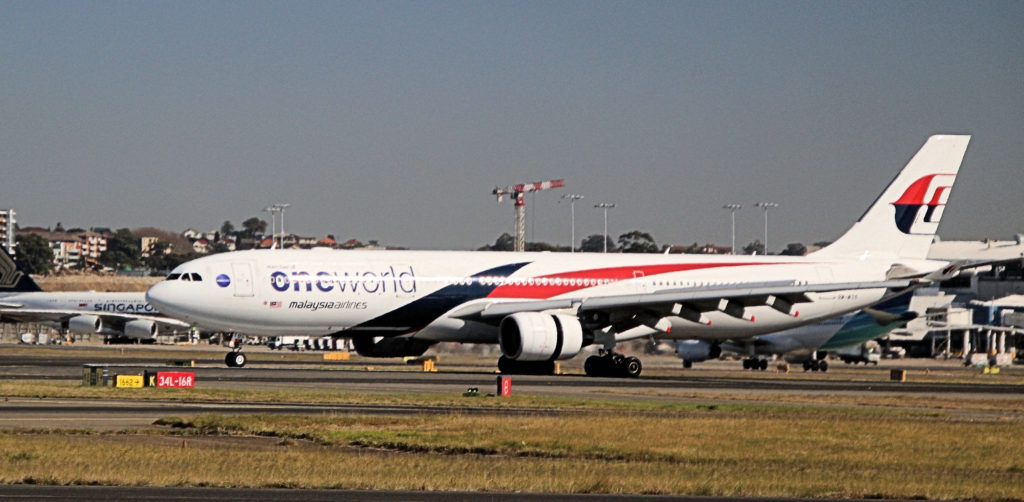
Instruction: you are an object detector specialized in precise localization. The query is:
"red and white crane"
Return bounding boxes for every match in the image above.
[492,179,565,252]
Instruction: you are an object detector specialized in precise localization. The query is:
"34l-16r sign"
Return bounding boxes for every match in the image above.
[155,371,194,388]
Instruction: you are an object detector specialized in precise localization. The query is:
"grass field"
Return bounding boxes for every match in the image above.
[1,380,1022,499]
[31,273,160,292]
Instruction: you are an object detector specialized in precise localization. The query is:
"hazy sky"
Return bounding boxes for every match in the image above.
[3,1,1022,251]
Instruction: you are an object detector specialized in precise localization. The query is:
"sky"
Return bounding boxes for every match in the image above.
[3,1,1022,252]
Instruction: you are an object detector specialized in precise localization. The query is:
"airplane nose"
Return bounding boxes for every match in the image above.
[145,282,175,313]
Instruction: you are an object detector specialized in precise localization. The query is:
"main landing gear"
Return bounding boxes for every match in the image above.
[497,356,556,375]
[802,359,828,372]
[584,352,642,378]
[742,358,769,371]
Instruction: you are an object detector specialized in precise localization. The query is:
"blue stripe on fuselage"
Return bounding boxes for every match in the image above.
[349,262,531,333]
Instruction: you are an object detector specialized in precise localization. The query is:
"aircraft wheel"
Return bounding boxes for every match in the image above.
[682,360,693,369]
[758,359,768,371]
[742,359,751,370]
[819,361,829,372]
[498,357,555,375]
[621,356,643,378]
[802,360,812,372]
[585,355,619,377]
[497,356,513,374]
[226,352,246,368]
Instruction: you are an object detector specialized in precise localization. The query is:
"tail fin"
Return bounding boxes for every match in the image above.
[0,246,44,293]
[812,135,970,260]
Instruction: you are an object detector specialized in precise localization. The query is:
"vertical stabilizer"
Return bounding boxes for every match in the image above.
[812,135,970,260]
[0,246,44,293]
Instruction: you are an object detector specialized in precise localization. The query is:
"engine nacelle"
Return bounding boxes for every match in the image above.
[124,319,158,339]
[675,339,722,363]
[352,336,434,358]
[67,315,102,335]
[498,312,583,362]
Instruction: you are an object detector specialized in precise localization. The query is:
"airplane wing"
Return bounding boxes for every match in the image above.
[457,279,919,323]
[0,307,191,332]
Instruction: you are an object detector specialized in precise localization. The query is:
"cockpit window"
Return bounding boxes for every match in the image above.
[166,273,181,281]
[189,273,203,282]
[181,274,191,282]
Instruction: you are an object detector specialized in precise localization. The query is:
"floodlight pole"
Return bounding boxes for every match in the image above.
[562,194,584,252]
[595,203,615,253]
[723,204,741,255]
[755,202,778,255]
[275,203,291,248]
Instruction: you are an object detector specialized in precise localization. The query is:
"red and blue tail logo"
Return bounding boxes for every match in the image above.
[891,174,955,234]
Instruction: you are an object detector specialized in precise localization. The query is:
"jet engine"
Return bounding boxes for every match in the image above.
[675,340,722,364]
[124,319,158,339]
[498,312,583,362]
[352,336,434,358]
[67,315,102,335]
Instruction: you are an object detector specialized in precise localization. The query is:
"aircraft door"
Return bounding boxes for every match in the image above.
[232,263,255,297]
[632,270,651,294]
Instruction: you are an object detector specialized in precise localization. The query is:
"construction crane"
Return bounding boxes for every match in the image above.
[493,179,565,252]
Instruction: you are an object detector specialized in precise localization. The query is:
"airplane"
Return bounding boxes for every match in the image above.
[0,248,190,342]
[675,290,917,371]
[146,134,971,376]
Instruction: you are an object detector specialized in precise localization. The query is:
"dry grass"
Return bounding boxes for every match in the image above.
[2,379,1024,497]
[595,388,1024,415]
[3,380,1019,419]
[2,409,1023,498]
[32,274,160,292]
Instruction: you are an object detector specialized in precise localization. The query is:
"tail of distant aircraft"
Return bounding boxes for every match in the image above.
[0,246,44,293]
[813,135,970,261]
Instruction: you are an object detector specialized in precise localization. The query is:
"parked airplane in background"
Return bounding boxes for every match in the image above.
[147,135,971,376]
[0,248,190,342]
[676,291,916,371]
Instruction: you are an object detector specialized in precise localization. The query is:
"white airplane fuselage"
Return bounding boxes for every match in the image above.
[147,248,933,342]
[1,292,155,315]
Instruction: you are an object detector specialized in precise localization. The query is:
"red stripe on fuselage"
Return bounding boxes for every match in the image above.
[486,262,777,299]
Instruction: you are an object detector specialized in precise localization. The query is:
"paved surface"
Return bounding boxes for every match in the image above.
[1,344,1022,429]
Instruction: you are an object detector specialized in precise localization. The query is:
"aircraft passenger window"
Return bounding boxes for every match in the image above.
[190,273,203,281]
[166,274,181,281]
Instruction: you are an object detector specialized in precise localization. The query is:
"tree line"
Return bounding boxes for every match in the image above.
[12,216,819,277]
[478,231,816,255]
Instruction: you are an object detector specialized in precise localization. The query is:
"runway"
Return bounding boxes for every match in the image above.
[1,344,1022,430]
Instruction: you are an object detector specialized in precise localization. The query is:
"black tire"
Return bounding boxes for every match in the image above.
[499,356,555,375]
[621,356,642,378]
[803,360,812,372]
[819,361,829,372]
[225,352,246,368]
[497,356,513,374]
[758,359,768,371]
[682,360,693,369]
